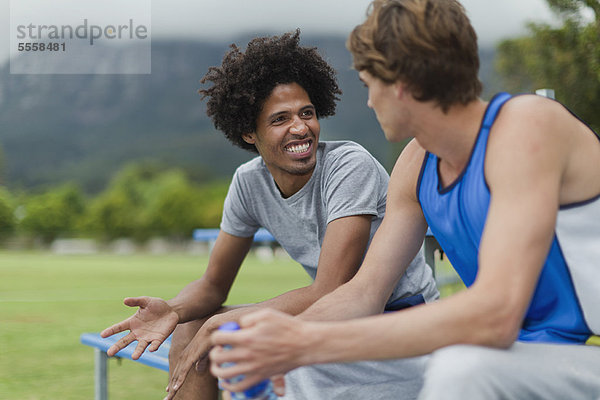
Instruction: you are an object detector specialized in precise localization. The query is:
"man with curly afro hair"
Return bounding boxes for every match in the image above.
[101,29,438,400]
[200,29,341,154]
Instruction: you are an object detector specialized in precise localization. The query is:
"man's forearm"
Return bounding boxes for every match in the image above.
[300,284,521,367]
[256,284,337,316]
[196,285,338,338]
[205,283,351,330]
[298,277,385,322]
[167,277,228,323]
[168,258,328,325]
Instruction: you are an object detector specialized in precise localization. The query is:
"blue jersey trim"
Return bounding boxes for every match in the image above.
[416,150,430,202]
[436,93,511,195]
[552,99,600,142]
[560,192,600,210]
[481,93,512,193]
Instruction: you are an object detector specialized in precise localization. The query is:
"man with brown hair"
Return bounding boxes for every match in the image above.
[210,1,600,399]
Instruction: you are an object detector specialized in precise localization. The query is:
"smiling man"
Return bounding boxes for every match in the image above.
[100,30,438,400]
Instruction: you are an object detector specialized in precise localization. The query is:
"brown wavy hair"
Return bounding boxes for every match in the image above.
[199,29,341,153]
[348,0,482,112]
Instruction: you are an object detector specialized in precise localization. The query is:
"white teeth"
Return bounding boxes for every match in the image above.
[286,143,310,153]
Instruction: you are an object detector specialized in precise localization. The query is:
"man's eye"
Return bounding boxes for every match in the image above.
[301,110,314,117]
[272,116,285,124]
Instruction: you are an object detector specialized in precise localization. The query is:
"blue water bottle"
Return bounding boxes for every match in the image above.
[218,322,278,400]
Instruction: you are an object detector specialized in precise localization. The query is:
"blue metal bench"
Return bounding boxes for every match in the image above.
[80,228,445,400]
[80,332,170,400]
[192,227,275,243]
[193,227,276,252]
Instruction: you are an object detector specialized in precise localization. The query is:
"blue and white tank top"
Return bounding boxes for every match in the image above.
[417,92,600,344]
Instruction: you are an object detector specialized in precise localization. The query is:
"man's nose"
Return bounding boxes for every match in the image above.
[289,117,308,135]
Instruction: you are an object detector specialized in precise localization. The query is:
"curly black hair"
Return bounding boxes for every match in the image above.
[199,29,342,153]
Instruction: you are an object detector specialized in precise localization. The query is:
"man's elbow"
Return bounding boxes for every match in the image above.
[468,296,523,349]
[482,316,521,349]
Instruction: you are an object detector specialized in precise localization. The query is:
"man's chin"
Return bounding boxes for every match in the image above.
[287,160,316,176]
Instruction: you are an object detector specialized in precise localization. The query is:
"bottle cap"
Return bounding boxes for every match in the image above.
[243,380,270,397]
[219,321,241,332]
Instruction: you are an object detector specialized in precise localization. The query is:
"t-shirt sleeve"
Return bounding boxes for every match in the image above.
[322,147,389,224]
[220,169,260,237]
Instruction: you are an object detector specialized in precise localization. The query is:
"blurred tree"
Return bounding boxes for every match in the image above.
[0,145,5,185]
[545,0,600,17]
[144,172,229,238]
[0,187,16,241]
[84,162,229,241]
[195,180,229,229]
[496,0,600,131]
[84,189,141,240]
[20,184,86,243]
[146,179,203,238]
[84,163,160,241]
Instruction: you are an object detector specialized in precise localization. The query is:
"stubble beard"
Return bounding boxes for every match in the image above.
[286,157,316,176]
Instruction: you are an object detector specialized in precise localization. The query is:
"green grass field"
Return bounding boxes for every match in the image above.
[0,250,310,399]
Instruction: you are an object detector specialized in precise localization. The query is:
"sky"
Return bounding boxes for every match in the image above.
[1,0,558,65]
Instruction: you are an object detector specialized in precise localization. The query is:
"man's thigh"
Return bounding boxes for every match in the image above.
[283,356,429,400]
[419,342,600,400]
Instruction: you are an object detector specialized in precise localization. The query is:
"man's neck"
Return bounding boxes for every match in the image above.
[271,169,314,198]
[413,99,488,175]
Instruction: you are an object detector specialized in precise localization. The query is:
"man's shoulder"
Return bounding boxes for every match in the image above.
[390,139,426,175]
[388,139,427,201]
[493,94,571,143]
[318,141,389,194]
[320,140,382,167]
[229,155,272,194]
[320,140,370,154]
[488,94,574,164]
[234,155,267,177]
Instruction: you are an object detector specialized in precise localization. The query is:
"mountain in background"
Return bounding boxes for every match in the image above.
[0,35,500,193]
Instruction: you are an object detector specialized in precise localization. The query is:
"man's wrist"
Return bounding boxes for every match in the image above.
[166,299,185,324]
[296,320,329,366]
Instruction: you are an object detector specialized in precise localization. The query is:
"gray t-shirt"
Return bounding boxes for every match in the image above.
[221,141,438,305]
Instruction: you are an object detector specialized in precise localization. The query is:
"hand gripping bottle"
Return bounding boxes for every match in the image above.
[218,322,278,400]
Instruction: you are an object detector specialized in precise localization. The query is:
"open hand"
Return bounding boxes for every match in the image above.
[164,328,212,399]
[100,296,179,359]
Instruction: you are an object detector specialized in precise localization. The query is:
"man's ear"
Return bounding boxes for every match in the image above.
[393,81,405,100]
[242,132,256,145]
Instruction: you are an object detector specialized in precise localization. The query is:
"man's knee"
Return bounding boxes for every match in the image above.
[425,345,474,385]
[419,345,501,399]
[169,319,207,360]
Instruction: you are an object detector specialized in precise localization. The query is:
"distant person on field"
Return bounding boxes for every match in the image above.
[101,29,438,400]
[209,1,600,399]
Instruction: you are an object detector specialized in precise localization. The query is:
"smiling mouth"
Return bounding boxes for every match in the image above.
[285,140,312,154]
